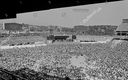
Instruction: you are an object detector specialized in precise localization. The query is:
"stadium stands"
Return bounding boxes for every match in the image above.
[116,19,128,36]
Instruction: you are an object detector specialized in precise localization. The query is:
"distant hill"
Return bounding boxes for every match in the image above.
[60,25,118,36]
[4,23,23,31]
[2,22,118,36]
[73,25,118,36]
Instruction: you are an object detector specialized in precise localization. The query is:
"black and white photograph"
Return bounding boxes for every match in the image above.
[0,0,128,80]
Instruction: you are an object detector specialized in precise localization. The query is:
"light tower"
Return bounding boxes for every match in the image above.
[3,22,5,30]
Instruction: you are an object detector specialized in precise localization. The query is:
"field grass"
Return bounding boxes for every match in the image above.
[0,36,46,45]
[0,37,8,43]
[76,35,113,42]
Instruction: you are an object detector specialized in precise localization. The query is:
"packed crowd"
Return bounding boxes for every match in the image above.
[0,40,128,80]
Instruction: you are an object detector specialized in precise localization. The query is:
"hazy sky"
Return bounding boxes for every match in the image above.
[0,0,128,27]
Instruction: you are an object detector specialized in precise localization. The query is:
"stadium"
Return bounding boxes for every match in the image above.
[0,18,128,80]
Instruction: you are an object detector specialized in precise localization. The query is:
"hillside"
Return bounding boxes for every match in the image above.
[2,22,118,36]
[73,25,118,36]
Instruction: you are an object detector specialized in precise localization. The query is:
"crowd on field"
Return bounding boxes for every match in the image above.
[0,40,128,80]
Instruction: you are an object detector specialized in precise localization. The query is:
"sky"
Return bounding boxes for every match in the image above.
[0,0,128,28]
